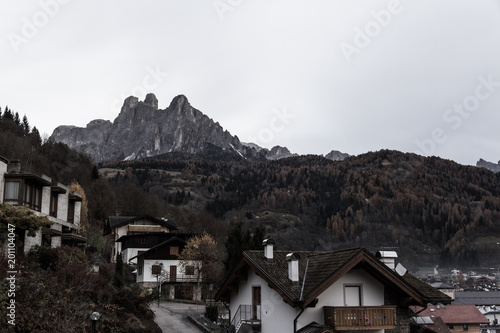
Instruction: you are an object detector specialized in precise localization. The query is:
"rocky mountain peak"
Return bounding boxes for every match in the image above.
[50,94,260,163]
[123,96,139,109]
[476,158,500,173]
[325,150,350,161]
[267,146,297,160]
[143,93,158,110]
[169,95,189,111]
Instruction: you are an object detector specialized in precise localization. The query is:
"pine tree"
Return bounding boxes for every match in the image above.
[113,252,124,288]
[29,126,42,147]
[22,115,30,136]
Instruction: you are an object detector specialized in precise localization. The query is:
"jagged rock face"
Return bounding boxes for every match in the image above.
[266,145,298,160]
[50,94,258,163]
[476,158,500,173]
[325,150,349,161]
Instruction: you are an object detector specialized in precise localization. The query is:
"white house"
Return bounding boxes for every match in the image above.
[1,156,84,253]
[216,239,451,333]
[105,215,178,263]
[134,236,202,300]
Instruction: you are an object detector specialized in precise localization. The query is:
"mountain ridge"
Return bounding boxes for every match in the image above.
[476,158,500,173]
[50,94,350,163]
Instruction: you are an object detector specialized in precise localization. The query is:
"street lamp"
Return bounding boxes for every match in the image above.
[90,311,100,333]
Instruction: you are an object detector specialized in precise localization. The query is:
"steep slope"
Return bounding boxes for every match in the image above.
[50,94,262,163]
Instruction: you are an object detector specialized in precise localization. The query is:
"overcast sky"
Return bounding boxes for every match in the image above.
[1,0,499,166]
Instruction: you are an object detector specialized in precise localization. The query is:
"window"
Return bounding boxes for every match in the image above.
[4,181,20,205]
[24,182,42,211]
[170,246,179,256]
[139,237,147,244]
[448,324,454,329]
[463,324,468,331]
[50,192,58,217]
[185,266,195,275]
[344,285,362,306]
[67,200,75,223]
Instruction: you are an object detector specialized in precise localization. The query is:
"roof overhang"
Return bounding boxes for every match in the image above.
[4,173,51,186]
[51,185,67,194]
[61,233,87,242]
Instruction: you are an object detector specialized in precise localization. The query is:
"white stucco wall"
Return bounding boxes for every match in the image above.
[298,268,385,332]
[23,229,42,253]
[40,186,51,215]
[57,186,69,222]
[229,267,386,333]
[137,259,201,284]
[230,269,298,333]
[0,159,7,201]
[123,247,149,264]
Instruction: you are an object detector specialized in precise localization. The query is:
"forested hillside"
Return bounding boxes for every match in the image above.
[103,149,500,270]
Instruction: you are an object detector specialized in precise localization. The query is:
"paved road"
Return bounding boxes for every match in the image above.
[151,301,205,333]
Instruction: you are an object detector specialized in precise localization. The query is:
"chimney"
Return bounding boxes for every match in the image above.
[7,160,21,173]
[376,251,398,270]
[262,238,275,261]
[286,253,300,284]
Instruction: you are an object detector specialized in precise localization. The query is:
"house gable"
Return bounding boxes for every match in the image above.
[217,248,450,308]
[106,215,178,234]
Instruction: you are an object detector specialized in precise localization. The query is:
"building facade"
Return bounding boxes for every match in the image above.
[0,156,84,253]
[216,239,452,333]
[104,215,178,263]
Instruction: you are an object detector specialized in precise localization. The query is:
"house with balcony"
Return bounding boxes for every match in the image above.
[0,157,85,253]
[215,239,451,333]
[133,235,201,300]
[104,215,179,263]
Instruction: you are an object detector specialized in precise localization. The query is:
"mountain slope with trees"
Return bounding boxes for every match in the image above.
[103,149,500,270]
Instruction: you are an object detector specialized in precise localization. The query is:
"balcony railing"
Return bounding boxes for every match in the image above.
[128,225,162,233]
[231,305,261,333]
[324,306,397,330]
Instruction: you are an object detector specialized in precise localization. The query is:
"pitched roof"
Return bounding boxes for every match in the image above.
[412,304,489,324]
[107,215,178,231]
[453,291,500,305]
[130,236,187,261]
[216,247,452,307]
[402,274,455,303]
[297,322,333,333]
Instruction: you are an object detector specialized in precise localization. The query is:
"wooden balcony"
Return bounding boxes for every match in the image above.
[128,225,162,233]
[324,306,397,330]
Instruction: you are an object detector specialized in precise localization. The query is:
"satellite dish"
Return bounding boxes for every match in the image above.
[395,263,407,276]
